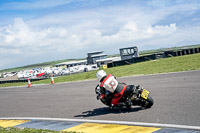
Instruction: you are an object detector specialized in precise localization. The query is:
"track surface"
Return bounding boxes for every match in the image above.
[0,71,200,127]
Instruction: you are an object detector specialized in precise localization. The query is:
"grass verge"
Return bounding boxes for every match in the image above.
[1,53,200,88]
[0,127,75,133]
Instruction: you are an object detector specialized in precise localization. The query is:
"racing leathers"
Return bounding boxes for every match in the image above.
[97,74,130,107]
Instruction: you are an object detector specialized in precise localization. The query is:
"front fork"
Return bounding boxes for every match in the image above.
[131,85,145,106]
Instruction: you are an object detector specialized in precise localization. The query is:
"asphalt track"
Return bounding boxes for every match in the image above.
[0,70,200,128]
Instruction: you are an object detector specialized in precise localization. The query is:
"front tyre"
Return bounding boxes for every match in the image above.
[142,94,154,108]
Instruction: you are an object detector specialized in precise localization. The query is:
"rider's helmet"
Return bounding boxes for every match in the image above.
[96,70,107,82]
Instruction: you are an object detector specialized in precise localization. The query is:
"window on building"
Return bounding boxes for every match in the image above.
[122,48,135,55]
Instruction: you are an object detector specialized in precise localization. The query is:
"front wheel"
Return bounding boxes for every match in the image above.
[131,93,154,108]
[142,94,154,108]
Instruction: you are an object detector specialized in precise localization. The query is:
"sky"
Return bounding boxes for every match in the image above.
[0,0,200,70]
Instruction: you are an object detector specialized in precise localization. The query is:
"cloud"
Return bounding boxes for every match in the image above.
[3,18,31,45]
[139,25,200,50]
[0,17,92,62]
[104,22,177,43]
[0,0,109,11]
[0,16,176,57]
[0,17,177,54]
[0,0,200,70]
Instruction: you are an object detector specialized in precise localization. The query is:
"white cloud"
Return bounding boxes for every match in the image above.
[3,18,32,45]
[0,0,109,11]
[0,0,200,70]
[100,22,177,45]
[0,16,177,66]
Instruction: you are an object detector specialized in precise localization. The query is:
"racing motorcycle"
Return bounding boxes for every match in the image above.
[95,84,154,109]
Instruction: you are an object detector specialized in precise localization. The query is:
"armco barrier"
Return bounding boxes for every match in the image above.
[0,77,47,84]
[108,47,200,68]
[0,71,89,84]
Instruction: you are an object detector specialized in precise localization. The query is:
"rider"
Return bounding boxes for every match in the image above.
[96,70,132,107]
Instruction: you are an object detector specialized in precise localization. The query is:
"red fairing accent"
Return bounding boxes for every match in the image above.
[111,85,127,105]
[114,93,121,98]
[100,74,112,87]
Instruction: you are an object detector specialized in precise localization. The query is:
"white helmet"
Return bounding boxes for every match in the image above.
[96,70,107,81]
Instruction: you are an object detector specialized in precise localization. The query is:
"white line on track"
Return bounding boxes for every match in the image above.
[0,117,200,130]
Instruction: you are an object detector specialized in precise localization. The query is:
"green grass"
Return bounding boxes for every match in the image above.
[1,53,200,88]
[0,127,75,133]
[106,53,200,77]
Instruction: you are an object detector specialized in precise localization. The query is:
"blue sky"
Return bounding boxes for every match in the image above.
[0,0,200,70]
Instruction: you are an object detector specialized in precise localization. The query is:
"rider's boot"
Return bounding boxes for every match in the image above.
[111,102,125,108]
[125,97,132,108]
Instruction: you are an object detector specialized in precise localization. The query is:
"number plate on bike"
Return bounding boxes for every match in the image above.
[141,89,149,100]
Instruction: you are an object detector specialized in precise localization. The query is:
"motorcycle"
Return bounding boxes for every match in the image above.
[95,84,154,109]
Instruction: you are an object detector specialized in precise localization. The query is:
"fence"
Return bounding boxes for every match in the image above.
[0,77,48,84]
[108,47,200,67]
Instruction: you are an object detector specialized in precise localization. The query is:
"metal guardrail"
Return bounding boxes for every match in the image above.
[0,69,98,84]
[0,77,48,84]
[108,47,200,68]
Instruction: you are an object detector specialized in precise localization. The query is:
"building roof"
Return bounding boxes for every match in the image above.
[120,46,138,50]
[91,54,107,58]
[87,51,104,54]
